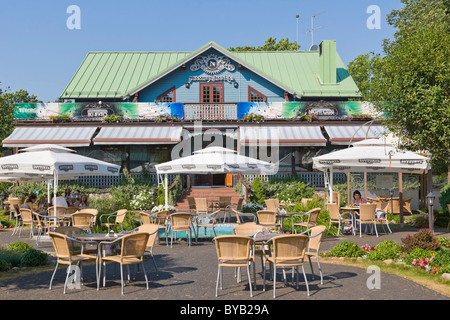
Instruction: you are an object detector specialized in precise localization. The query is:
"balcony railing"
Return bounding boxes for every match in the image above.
[183,103,238,121]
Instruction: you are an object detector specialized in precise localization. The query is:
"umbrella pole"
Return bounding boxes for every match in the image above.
[53,170,58,217]
[329,168,334,203]
[164,174,169,208]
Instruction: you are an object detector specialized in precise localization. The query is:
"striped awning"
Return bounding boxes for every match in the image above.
[239,126,327,146]
[324,125,387,145]
[2,126,98,148]
[93,126,183,145]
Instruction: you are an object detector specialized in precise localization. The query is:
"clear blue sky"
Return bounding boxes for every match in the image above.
[0,0,403,102]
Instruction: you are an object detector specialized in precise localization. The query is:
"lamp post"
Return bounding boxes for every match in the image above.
[389,188,394,216]
[426,192,435,235]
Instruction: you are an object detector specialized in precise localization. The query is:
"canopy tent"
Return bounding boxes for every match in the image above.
[155,146,276,207]
[312,139,430,209]
[0,144,120,207]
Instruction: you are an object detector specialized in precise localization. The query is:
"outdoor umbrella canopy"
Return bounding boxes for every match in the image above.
[155,146,275,175]
[155,146,276,206]
[0,144,121,181]
[312,139,430,203]
[313,139,430,174]
[0,144,121,204]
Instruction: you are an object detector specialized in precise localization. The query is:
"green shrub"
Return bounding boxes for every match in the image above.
[368,240,402,261]
[329,241,364,258]
[242,203,264,213]
[401,229,441,254]
[249,177,265,206]
[404,248,436,265]
[0,249,22,268]
[430,251,450,274]
[6,241,33,254]
[0,258,11,271]
[20,249,48,267]
[438,183,450,210]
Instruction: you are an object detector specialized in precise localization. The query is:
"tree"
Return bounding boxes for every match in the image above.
[0,82,40,152]
[348,0,450,172]
[229,37,300,52]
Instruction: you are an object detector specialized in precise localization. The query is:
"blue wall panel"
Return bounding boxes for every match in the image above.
[138,48,286,104]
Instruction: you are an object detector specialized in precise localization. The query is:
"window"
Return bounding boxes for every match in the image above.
[157,86,176,103]
[248,86,267,102]
[200,83,224,103]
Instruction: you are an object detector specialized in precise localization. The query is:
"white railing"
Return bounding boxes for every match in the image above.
[242,172,346,187]
[63,173,177,189]
[184,103,238,120]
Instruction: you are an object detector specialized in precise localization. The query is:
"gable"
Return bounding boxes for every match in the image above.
[60,41,360,100]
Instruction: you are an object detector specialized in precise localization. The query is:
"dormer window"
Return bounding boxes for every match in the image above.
[248,86,267,103]
[157,86,176,103]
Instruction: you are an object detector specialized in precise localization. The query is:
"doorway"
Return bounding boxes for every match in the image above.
[200,83,224,103]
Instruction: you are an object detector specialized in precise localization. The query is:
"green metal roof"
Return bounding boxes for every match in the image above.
[61,41,361,99]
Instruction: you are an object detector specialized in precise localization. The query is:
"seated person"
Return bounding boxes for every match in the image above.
[52,193,68,208]
[36,196,48,213]
[352,190,367,205]
[23,194,37,210]
[64,188,75,206]
[77,194,89,208]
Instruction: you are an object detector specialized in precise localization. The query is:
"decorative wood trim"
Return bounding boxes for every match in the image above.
[156,86,176,103]
[248,86,267,102]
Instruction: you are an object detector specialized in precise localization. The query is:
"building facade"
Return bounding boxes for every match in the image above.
[4,41,385,187]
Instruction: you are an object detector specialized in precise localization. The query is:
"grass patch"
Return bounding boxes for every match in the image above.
[321,257,450,297]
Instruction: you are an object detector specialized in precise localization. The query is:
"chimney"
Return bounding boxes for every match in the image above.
[319,40,337,84]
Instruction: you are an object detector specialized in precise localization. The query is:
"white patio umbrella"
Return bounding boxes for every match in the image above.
[155,146,276,207]
[312,139,430,202]
[0,144,121,210]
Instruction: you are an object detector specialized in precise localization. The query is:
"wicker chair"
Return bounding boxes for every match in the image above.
[170,213,193,248]
[326,191,341,205]
[234,222,270,274]
[256,210,280,229]
[195,198,208,214]
[139,211,152,225]
[66,207,79,215]
[53,226,97,254]
[48,206,69,225]
[71,213,95,233]
[7,197,22,223]
[33,211,59,246]
[262,234,310,297]
[218,196,232,222]
[214,235,255,297]
[79,208,99,217]
[17,209,34,238]
[49,232,98,294]
[327,203,354,236]
[195,209,221,243]
[231,208,256,224]
[135,224,160,275]
[101,209,127,233]
[98,232,150,295]
[303,226,326,285]
[265,199,277,212]
[292,208,321,234]
[152,210,170,245]
[355,204,378,237]
[187,196,196,212]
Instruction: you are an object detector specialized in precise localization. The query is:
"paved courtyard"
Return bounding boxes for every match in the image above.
[0,224,449,304]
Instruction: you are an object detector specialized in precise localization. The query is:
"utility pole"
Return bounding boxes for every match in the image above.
[306,12,324,49]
